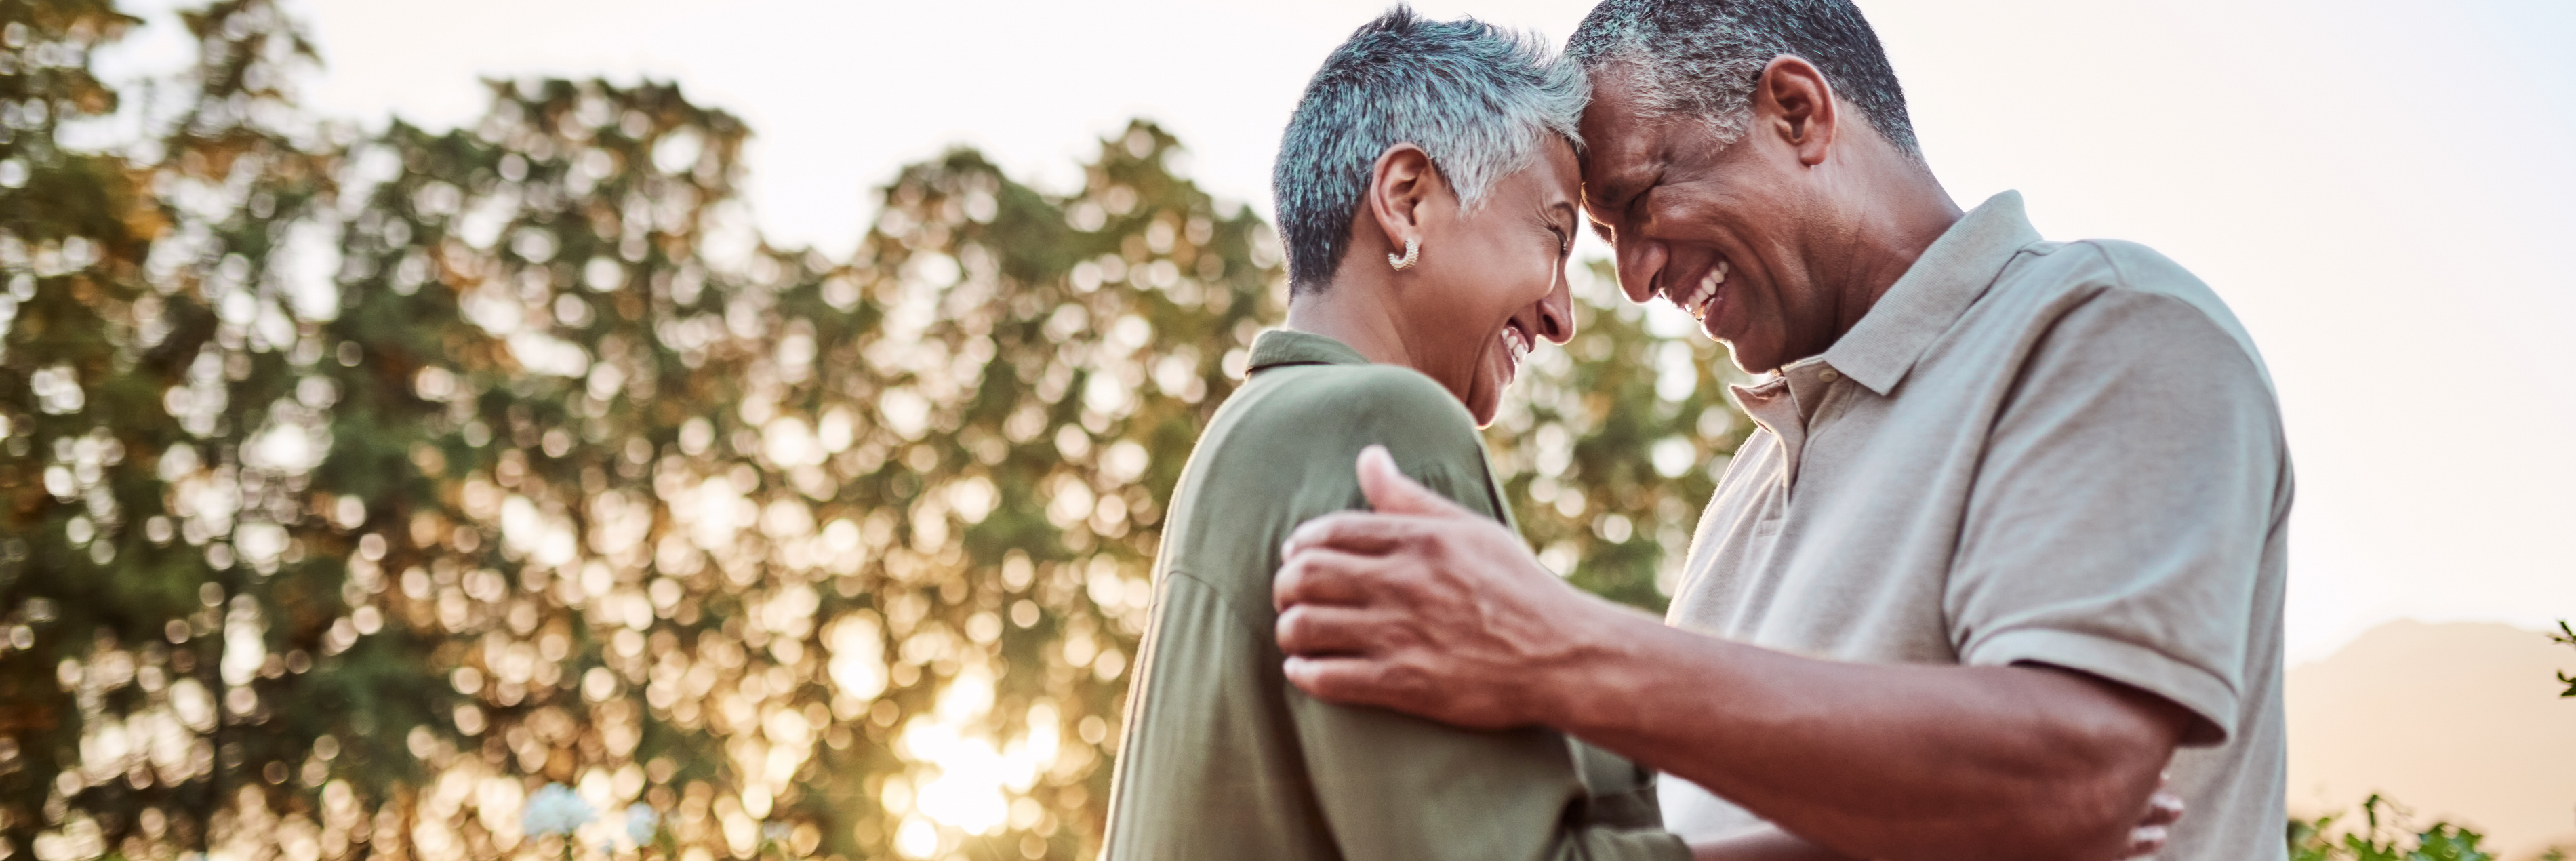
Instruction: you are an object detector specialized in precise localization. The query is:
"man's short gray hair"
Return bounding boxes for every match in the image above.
[1274,7,1587,292]
[1566,0,1918,157]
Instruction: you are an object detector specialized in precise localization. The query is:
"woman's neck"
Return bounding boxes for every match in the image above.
[1283,279,1418,371]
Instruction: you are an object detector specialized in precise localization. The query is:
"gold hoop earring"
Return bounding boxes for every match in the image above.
[1387,236,1420,271]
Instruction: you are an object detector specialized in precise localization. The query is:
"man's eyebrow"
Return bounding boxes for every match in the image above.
[1586,167,1651,215]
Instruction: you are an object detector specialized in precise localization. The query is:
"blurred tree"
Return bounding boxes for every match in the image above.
[2552,620,2572,698]
[2282,795,2565,861]
[1484,259,1746,611]
[0,5,1745,861]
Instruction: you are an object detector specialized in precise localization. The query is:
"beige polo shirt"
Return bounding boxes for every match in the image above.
[1658,192,2292,860]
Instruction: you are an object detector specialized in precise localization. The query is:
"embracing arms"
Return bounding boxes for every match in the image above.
[1272,449,2188,861]
[1270,289,2282,860]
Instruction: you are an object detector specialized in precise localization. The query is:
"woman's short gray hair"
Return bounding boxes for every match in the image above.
[1273,7,1587,293]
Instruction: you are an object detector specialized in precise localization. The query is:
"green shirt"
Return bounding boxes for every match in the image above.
[1102,330,1686,861]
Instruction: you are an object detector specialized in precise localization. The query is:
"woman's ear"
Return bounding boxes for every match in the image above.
[1366,144,1438,252]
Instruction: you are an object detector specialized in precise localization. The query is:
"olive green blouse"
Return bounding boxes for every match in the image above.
[1100,329,1686,861]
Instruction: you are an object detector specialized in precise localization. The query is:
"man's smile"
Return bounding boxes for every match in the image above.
[1662,258,1729,321]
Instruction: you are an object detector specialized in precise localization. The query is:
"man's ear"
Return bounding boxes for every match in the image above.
[1754,55,1837,167]
[1365,144,1438,252]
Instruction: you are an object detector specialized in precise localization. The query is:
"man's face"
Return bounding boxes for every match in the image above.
[1577,75,1834,374]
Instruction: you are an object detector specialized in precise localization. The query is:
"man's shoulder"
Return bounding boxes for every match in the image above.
[1997,238,2274,391]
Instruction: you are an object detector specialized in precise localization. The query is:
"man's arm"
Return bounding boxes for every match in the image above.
[1687,814,2173,861]
[1272,449,2189,861]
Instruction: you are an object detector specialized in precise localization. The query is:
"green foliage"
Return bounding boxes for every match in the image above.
[2552,620,2573,698]
[2289,797,2485,861]
[0,3,1742,861]
[2286,795,2576,861]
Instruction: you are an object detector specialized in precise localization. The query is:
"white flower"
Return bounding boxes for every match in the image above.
[623,803,658,847]
[522,784,596,837]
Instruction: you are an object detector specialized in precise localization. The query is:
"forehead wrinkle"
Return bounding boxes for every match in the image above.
[1594,159,1658,216]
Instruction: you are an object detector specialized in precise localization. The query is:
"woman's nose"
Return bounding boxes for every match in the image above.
[1537,280,1575,344]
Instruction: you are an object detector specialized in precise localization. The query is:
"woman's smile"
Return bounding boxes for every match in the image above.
[1497,319,1534,385]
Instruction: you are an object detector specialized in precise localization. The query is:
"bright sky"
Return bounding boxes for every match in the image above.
[102,0,2576,663]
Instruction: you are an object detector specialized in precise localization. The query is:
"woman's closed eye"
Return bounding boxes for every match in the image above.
[1542,203,1577,260]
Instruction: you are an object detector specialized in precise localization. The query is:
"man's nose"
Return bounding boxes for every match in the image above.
[1615,239,1664,306]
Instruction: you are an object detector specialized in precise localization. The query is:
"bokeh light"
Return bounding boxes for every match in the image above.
[0,3,1744,861]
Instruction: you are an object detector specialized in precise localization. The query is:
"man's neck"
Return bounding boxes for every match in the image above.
[1283,276,1415,370]
[1823,151,1965,339]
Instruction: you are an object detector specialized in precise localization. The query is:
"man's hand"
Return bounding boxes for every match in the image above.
[1277,446,2197,861]
[1274,445,1633,729]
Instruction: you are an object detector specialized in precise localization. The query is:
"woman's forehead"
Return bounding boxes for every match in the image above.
[1516,138,1584,201]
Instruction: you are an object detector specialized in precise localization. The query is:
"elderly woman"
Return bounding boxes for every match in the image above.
[1098,10,1849,861]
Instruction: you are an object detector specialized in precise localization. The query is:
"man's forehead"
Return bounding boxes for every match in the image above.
[1576,134,1656,205]
[1576,85,1659,193]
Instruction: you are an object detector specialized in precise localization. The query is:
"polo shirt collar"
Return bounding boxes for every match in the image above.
[1820,191,2042,396]
[1248,328,1370,372]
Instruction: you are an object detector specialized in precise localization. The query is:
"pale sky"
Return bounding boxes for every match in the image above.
[100,0,2576,664]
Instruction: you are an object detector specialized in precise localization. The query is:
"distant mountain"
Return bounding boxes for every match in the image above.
[2286,620,2576,858]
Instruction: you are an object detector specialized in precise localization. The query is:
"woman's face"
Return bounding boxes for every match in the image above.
[1401,138,1582,426]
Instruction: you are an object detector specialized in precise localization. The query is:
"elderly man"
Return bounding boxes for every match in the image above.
[1272,2,2290,860]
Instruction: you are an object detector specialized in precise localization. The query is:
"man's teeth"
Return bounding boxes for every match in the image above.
[1502,327,1531,363]
[1668,260,1729,319]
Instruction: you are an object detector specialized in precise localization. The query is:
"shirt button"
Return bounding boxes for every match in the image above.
[1819,369,1840,382]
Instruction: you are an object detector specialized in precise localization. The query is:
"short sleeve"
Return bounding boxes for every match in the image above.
[1946,287,2287,745]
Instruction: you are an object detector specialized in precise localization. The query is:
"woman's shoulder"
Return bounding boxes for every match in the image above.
[1184,361,1497,516]
[1159,362,1508,595]
[1219,361,1481,449]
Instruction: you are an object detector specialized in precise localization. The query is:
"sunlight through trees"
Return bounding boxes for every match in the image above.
[0,3,1753,861]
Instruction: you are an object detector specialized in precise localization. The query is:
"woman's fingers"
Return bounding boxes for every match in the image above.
[2143,790,2184,827]
[2118,790,2186,859]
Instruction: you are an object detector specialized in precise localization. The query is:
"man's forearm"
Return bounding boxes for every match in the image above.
[1537,601,2186,861]
[1689,827,1857,861]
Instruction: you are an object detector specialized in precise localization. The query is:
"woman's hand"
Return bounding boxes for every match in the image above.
[2120,783,2186,859]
